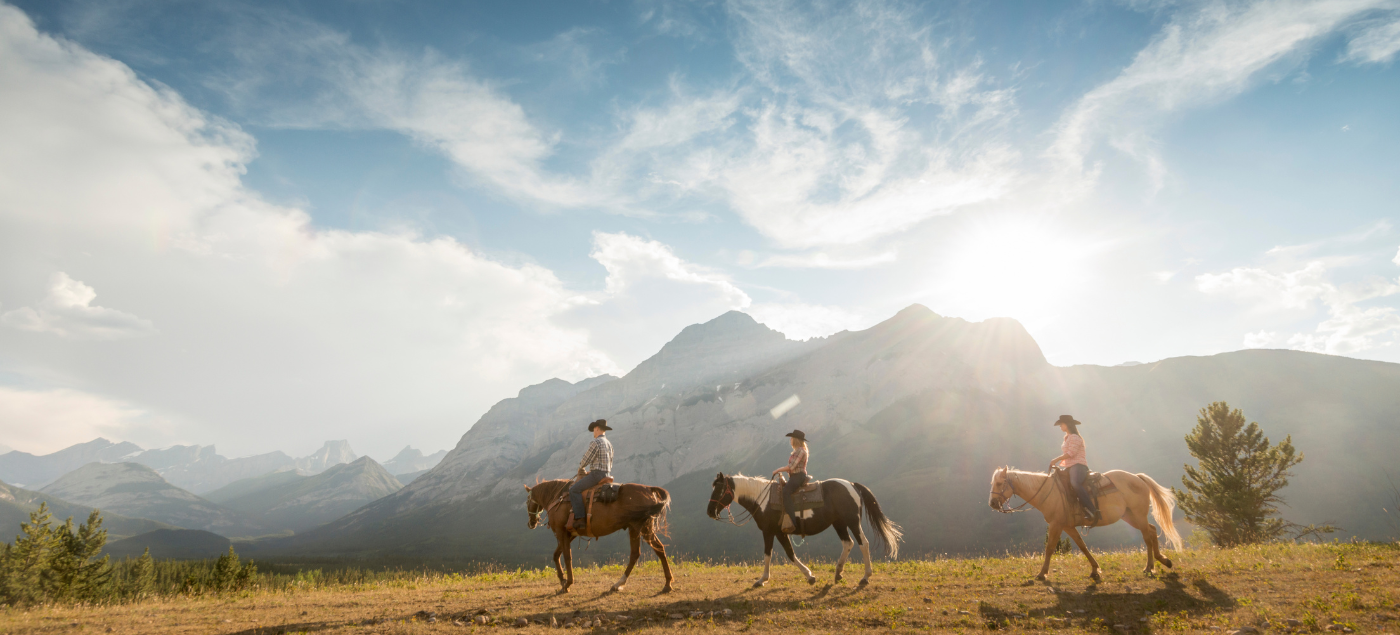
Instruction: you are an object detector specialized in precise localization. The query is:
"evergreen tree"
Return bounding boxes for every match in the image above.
[127,548,155,599]
[0,503,58,605]
[1176,401,1313,546]
[48,510,112,602]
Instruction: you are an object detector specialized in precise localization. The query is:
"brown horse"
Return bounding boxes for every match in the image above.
[524,479,674,594]
[988,467,1182,582]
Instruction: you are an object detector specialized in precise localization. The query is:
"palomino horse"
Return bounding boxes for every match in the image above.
[987,467,1183,582]
[524,479,674,593]
[707,473,902,587]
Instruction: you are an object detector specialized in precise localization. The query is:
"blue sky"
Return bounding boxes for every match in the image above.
[0,0,1397,458]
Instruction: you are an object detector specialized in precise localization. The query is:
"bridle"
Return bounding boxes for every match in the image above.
[993,469,1054,514]
[526,495,545,528]
[709,476,751,526]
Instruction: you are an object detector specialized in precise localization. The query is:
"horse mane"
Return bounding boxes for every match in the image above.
[530,479,572,505]
[727,473,774,510]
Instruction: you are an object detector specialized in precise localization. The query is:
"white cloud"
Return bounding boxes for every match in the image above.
[1394,245,1400,266]
[747,303,872,340]
[1196,261,1332,310]
[1242,330,1278,348]
[1342,15,1400,63]
[1052,0,1388,191]
[590,231,750,307]
[1198,259,1400,355]
[757,250,898,269]
[0,5,620,456]
[2,273,156,340]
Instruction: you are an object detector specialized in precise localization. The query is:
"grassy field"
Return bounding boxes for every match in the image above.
[1,541,1396,634]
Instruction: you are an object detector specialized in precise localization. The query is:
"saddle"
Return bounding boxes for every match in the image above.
[1052,468,1117,526]
[558,476,620,538]
[770,474,823,534]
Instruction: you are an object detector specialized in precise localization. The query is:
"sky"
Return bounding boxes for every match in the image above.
[0,0,1397,460]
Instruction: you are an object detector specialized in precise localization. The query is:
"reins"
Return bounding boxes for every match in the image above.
[710,478,752,526]
[995,470,1055,514]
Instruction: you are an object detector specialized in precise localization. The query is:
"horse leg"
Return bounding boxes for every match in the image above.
[832,523,853,584]
[1121,505,1165,574]
[553,537,568,591]
[1037,524,1060,581]
[643,529,674,593]
[754,531,775,587]
[613,527,641,592]
[776,533,817,585]
[562,536,575,592]
[1065,526,1101,582]
[850,521,873,586]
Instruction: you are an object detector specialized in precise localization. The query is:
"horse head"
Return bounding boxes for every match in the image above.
[988,466,1012,510]
[523,484,545,529]
[707,472,734,519]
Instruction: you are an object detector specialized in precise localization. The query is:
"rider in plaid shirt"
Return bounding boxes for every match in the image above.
[570,419,613,531]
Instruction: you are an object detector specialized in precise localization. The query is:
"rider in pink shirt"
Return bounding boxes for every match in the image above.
[1049,415,1099,523]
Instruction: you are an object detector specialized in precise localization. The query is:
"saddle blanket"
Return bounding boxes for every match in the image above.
[1053,469,1118,526]
[767,476,824,513]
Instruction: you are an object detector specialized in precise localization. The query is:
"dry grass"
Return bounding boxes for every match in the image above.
[2,542,1396,634]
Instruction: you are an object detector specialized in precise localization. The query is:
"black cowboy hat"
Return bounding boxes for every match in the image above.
[784,429,806,441]
[588,419,613,431]
[1053,415,1081,427]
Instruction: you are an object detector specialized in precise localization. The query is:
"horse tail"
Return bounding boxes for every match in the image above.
[1137,473,1182,551]
[646,486,671,538]
[853,482,903,559]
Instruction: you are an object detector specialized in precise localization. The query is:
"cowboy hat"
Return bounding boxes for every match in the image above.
[587,419,613,431]
[1053,415,1082,427]
[784,429,806,441]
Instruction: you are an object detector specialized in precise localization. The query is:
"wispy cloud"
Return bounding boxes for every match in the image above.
[1051,0,1389,192]
[1198,259,1400,355]
[1341,13,1400,63]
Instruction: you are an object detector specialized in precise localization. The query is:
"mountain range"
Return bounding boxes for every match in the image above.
[204,457,403,533]
[6,306,1398,564]
[0,439,374,494]
[1,478,175,541]
[246,306,1400,565]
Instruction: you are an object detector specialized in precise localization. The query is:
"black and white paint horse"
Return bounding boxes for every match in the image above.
[706,472,902,587]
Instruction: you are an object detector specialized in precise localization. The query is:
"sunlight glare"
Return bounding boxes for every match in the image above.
[939,218,1090,320]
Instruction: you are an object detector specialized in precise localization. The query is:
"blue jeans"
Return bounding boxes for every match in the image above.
[782,471,808,530]
[569,469,610,520]
[1068,464,1099,518]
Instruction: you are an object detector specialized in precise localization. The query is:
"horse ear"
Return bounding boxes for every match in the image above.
[523,484,532,491]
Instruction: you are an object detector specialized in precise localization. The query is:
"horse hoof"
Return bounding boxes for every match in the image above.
[1162,558,1174,569]
[807,577,817,585]
[834,574,843,584]
[661,585,674,594]
[611,585,626,592]
[857,578,869,587]
[753,580,766,588]
[1090,572,1102,583]
[1035,574,1047,582]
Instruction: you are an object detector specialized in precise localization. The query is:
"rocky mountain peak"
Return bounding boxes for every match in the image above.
[624,311,811,396]
[296,441,358,474]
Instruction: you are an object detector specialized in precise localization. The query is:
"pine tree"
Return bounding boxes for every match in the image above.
[0,503,58,605]
[127,548,155,599]
[212,546,240,592]
[49,510,112,602]
[1175,401,1309,546]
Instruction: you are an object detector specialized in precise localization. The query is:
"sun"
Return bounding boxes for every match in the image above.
[938,217,1091,320]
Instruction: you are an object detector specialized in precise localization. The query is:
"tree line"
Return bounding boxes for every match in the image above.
[0,504,255,606]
